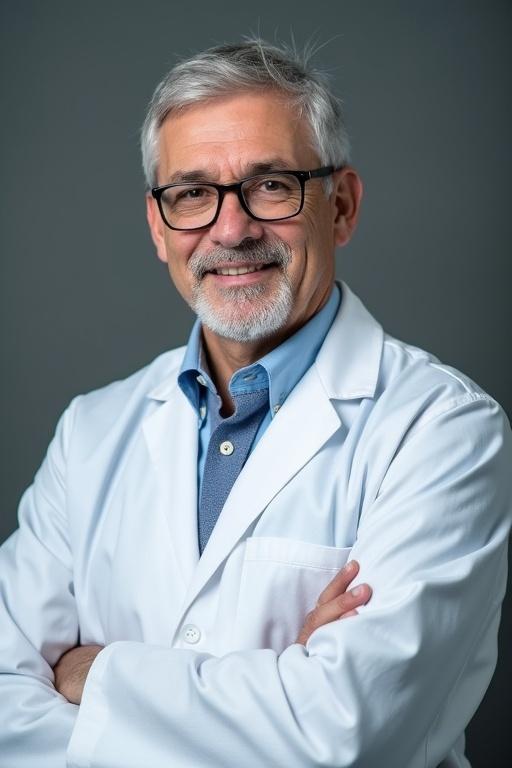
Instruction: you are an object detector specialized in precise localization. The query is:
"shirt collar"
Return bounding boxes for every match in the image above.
[178,284,341,416]
[177,320,214,412]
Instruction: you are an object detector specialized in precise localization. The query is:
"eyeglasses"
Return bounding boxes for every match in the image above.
[151,166,337,231]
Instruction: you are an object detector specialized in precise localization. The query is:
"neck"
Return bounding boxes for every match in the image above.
[201,329,283,415]
[200,283,333,412]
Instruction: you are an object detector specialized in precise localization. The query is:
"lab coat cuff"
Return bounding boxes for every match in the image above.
[66,643,116,767]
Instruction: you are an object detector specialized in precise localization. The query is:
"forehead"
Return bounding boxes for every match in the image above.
[156,91,319,183]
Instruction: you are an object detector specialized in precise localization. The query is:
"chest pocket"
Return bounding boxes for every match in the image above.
[234,537,352,654]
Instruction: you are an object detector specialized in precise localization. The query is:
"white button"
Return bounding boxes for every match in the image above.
[196,374,207,386]
[199,405,207,420]
[182,624,201,644]
[273,404,281,414]
[219,440,234,456]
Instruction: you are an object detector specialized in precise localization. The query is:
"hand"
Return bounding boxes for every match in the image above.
[53,644,104,704]
[51,564,370,701]
[296,560,371,645]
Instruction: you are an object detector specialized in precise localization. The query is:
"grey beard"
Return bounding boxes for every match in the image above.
[189,239,294,342]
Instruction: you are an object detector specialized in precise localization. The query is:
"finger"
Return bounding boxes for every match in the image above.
[316,560,360,606]
[317,583,372,625]
[339,609,358,620]
[297,583,372,645]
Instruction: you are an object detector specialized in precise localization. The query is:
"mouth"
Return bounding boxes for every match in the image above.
[207,262,274,276]
[200,261,278,288]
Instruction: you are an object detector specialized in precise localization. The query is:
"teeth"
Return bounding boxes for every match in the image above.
[215,264,266,276]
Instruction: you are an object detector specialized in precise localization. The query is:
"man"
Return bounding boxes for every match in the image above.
[1,39,510,768]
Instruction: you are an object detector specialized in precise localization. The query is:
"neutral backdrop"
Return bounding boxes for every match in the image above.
[1,1,510,765]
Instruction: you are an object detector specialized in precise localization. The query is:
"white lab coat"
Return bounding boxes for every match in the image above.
[1,282,510,768]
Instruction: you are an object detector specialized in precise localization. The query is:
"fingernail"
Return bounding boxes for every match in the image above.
[351,585,364,597]
[345,560,357,570]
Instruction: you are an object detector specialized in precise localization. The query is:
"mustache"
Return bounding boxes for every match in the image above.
[188,239,292,279]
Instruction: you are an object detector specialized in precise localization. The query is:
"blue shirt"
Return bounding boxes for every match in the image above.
[178,283,341,497]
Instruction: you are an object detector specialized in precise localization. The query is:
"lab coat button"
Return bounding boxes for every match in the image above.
[219,440,234,456]
[182,624,201,644]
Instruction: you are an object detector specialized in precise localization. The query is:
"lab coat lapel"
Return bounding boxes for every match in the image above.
[180,366,341,614]
[142,385,199,592]
[145,281,384,626]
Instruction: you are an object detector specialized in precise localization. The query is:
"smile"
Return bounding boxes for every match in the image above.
[211,264,269,276]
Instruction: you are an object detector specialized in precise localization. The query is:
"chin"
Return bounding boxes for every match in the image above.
[192,280,293,343]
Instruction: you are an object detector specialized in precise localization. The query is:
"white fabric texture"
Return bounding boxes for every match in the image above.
[0,281,510,768]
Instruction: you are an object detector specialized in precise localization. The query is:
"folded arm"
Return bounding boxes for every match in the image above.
[0,396,370,767]
[66,396,512,768]
[53,560,371,704]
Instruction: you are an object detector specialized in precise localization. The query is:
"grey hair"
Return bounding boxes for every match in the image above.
[140,38,351,190]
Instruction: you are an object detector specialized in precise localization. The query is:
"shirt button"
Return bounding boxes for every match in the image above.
[199,405,207,420]
[196,374,207,386]
[182,624,201,644]
[219,440,234,456]
[273,404,281,414]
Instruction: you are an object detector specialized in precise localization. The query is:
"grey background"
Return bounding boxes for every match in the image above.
[1,1,510,764]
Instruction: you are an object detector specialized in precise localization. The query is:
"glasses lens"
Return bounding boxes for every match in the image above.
[160,184,219,229]
[242,173,302,220]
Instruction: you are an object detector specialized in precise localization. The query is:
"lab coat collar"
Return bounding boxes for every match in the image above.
[146,357,183,402]
[314,281,383,402]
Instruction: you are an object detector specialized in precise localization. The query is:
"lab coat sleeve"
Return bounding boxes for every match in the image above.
[67,395,512,768]
[0,402,80,768]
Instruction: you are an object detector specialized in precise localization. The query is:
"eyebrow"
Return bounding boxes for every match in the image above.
[163,158,295,185]
[165,170,213,184]
[246,159,295,176]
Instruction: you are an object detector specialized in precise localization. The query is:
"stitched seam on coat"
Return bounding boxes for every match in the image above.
[384,339,480,397]
[244,558,341,570]
[399,393,495,448]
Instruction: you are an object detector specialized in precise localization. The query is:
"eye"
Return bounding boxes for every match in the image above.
[164,184,217,211]
[245,175,296,196]
[176,186,208,200]
[261,178,286,191]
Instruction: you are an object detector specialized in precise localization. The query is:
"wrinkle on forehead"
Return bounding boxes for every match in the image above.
[157,92,319,185]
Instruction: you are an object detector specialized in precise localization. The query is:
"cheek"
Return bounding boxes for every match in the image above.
[162,233,201,275]
[301,195,333,232]
[284,209,332,268]
[303,201,337,255]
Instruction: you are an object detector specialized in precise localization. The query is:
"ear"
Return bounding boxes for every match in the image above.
[331,168,363,247]
[146,194,169,264]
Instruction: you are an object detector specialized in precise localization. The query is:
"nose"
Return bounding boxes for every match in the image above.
[208,189,264,248]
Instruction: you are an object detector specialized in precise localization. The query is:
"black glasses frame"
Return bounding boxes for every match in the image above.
[151,166,337,231]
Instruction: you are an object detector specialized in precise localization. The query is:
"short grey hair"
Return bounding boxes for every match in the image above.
[140,38,351,190]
